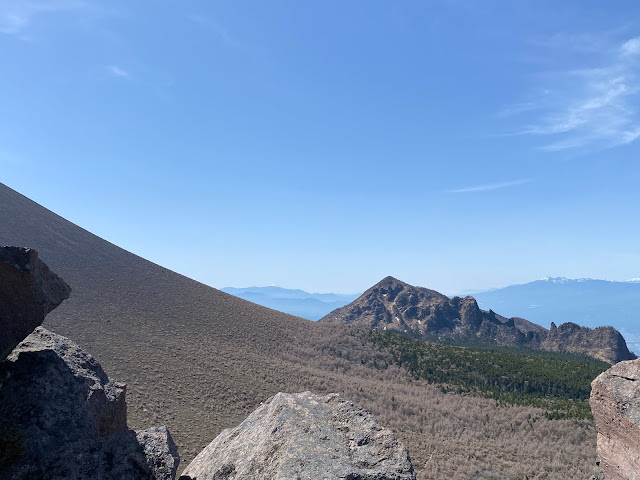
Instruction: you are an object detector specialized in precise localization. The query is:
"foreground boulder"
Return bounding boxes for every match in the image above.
[590,358,640,480]
[181,391,415,480]
[0,327,179,479]
[0,246,71,362]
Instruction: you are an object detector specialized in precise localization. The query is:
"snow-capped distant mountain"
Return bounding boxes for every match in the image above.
[472,277,640,353]
[541,276,599,284]
[221,286,359,320]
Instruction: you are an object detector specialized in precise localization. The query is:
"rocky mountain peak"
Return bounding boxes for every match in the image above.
[365,276,409,301]
[321,277,636,363]
[364,276,449,303]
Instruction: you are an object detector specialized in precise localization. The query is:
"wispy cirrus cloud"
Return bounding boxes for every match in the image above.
[107,65,129,78]
[447,178,533,193]
[0,0,87,36]
[186,13,239,47]
[504,33,640,152]
[622,37,640,57]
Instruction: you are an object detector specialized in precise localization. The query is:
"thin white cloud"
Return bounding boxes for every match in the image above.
[0,0,86,36]
[107,65,129,78]
[504,34,640,152]
[496,102,541,118]
[0,11,28,34]
[621,126,640,144]
[622,36,640,56]
[447,178,533,193]
[186,13,238,47]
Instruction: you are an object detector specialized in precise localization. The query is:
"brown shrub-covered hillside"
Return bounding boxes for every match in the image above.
[0,182,598,479]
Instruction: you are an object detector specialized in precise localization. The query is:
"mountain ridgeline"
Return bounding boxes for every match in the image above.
[472,277,640,353]
[220,286,358,320]
[320,276,635,364]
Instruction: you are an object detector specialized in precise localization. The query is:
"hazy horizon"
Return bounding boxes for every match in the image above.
[219,275,640,297]
[1,1,639,294]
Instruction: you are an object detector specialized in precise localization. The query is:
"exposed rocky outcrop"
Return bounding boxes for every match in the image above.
[0,246,71,362]
[542,322,632,365]
[590,358,640,480]
[320,276,635,364]
[180,391,416,480]
[0,327,180,479]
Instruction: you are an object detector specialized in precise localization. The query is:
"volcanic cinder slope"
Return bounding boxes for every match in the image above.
[0,182,602,480]
[0,182,324,462]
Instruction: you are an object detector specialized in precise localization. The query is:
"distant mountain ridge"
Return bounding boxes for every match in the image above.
[221,286,358,320]
[320,276,635,364]
[471,276,640,353]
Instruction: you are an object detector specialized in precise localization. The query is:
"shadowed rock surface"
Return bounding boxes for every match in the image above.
[136,426,181,480]
[181,392,416,480]
[320,276,635,364]
[590,358,640,480]
[0,246,71,362]
[0,327,179,479]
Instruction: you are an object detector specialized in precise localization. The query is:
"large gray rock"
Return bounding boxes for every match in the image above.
[137,426,181,480]
[0,246,71,362]
[180,391,415,480]
[0,327,179,479]
[590,358,640,480]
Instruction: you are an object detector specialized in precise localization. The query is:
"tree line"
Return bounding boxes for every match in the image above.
[368,330,610,420]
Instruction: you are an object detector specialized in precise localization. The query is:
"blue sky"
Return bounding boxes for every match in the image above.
[1,0,639,294]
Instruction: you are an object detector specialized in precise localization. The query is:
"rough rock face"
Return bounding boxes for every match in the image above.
[590,358,640,480]
[137,427,181,480]
[320,276,635,363]
[0,246,71,362]
[180,391,416,480]
[0,327,179,479]
[542,322,633,364]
